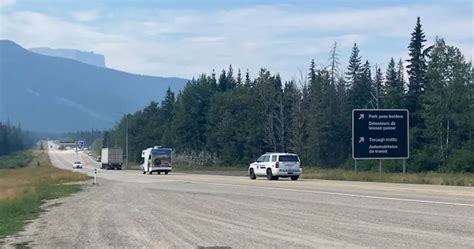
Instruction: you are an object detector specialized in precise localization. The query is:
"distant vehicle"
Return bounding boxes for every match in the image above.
[101,148,123,170]
[248,153,302,181]
[96,156,101,162]
[72,161,83,169]
[87,151,92,156]
[141,146,172,175]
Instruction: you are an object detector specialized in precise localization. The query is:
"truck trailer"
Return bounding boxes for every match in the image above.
[101,147,123,170]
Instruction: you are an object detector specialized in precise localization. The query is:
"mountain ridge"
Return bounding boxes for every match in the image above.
[0,40,188,132]
[29,47,106,68]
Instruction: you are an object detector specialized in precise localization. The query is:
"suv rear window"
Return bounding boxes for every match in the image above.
[278,155,299,162]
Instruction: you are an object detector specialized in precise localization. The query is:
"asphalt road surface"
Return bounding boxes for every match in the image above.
[4,145,474,248]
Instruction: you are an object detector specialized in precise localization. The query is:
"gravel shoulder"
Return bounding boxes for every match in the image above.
[3,148,473,248]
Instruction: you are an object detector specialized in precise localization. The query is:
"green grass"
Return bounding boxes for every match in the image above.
[0,150,89,245]
[173,164,474,186]
[302,167,474,186]
[0,184,82,240]
[0,151,34,170]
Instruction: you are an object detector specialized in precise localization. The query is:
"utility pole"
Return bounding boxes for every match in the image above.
[125,114,129,169]
[375,64,382,176]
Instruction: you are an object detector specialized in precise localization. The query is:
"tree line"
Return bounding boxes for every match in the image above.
[0,121,33,156]
[107,17,473,172]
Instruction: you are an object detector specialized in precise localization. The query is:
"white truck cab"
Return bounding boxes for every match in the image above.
[141,146,172,175]
[249,153,302,180]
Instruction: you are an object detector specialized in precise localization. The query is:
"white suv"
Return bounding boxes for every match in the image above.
[72,161,83,169]
[248,153,302,180]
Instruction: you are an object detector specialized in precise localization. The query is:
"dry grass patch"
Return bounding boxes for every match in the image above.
[302,167,474,186]
[0,150,90,241]
[0,150,90,202]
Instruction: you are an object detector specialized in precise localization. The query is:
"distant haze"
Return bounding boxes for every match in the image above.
[0,40,188,132]
[29,47,106,68]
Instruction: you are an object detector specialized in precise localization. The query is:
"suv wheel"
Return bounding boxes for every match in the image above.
[291,176,299,181]
[266,168,276,180]
[249,169,256,180]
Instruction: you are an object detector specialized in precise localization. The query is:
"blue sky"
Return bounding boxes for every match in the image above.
[1,0,473,81]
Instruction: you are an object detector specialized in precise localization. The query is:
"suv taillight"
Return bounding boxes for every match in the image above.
[275,161,279,168]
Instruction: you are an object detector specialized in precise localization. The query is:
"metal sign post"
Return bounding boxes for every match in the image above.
[352,109,409,173]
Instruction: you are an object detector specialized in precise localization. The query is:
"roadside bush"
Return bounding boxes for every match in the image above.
[173,151,222,168]
[0,151,33,170]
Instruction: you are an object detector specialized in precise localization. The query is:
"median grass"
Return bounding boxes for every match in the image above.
[173,163,473,186]
[0,150,90,241]
[302,167,474,186]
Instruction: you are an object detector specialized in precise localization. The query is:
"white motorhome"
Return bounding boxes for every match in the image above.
[141,146,172,175]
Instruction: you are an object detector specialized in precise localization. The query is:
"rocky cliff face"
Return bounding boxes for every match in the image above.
[29,47,106,68]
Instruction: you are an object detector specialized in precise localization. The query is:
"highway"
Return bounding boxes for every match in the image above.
[4,146,474,248]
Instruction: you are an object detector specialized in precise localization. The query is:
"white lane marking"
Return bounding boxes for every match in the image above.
[193,181,474,208]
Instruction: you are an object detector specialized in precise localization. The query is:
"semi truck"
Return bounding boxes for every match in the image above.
[101,147,123,170]
[141,146,172,175]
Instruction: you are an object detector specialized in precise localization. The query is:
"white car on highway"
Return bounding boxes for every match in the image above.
[72,161,83,169]
[249,153,302,180]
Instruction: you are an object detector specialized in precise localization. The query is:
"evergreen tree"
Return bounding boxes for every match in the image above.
[373,65,384,109]
[218,70,228,92]
[384,58,404,108]
[345,43,362,88]
[245,69,251,86]
[406,18,430,116]
[397,59,407,93]
[236,69,242,85]
[173,75,216,151]
[160,88,176,146]
[406,17,433,154]
[227,64,236,90]
[346,44,373,109]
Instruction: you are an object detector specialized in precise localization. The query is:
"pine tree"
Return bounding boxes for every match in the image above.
[384,58,404,108]
[227,64,236,90]
[361,60,374,108]
[397,59,406,94]
[346,44,373,109]
[406,17,433,154]
[406,17,432,125]
[218,69,228,92]
[245,69,251,86]
[345,43,362,88]
[236,69,242,85]
[373,65,384,109]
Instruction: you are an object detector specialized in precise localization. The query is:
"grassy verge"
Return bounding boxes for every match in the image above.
[0,151,34,170]
[172,164,473,186]
[174,165,247,176]
[302,167,474,186]
[0,150,90,241]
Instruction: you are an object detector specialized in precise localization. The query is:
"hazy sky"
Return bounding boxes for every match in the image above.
[1,0,473,80]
